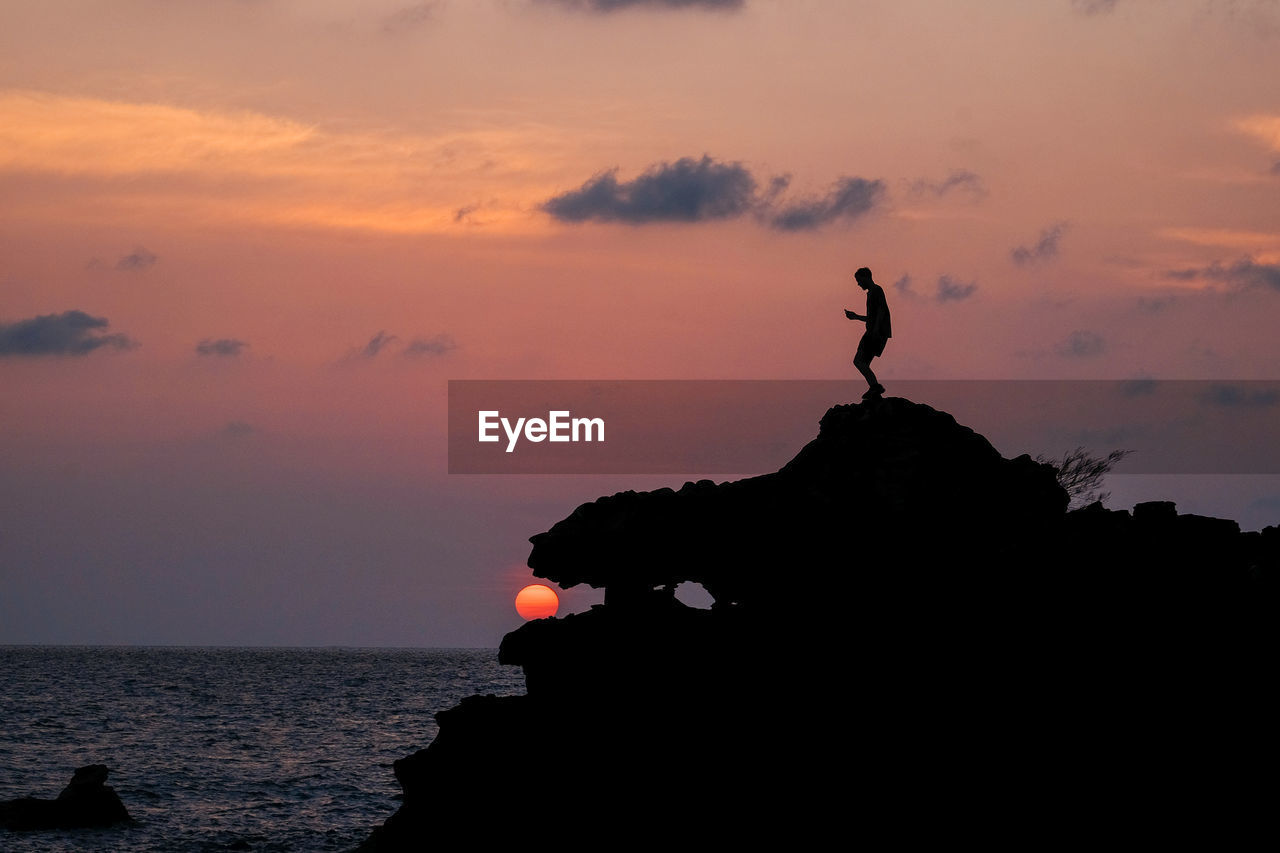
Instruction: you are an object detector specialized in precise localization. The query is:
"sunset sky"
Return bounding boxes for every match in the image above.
[3,0,1279,646]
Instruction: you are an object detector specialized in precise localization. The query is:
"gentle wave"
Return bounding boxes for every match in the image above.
[0,647,526,852]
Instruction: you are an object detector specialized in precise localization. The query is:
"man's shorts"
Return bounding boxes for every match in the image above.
[856,332,889,361]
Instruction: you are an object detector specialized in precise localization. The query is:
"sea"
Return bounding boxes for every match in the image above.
[0,647,527,852]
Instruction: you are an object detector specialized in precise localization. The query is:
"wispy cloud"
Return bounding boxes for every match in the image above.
[0,310,136,357]
[1163,257,1280,291]
[890,272,976,303]
[1235,114,1280,152]
[935,274,978,302]
[346,330,457,361]
[906,169,986,200]
[1136,295,1176,313]
[0,91,315,176]
[766,177,884,231]
[116,246,157,271]
[221,421,257,439]
[361,331,399,358]
[404,334,458,357]
[1070,0,1119,15]
[196,338,248,357]
[1058,329,1106,358]
[1011,221,1069,266]
[382,2,439,34]
[0,90,581,234]
[1160,226,1280,250]
[541,0,744,12]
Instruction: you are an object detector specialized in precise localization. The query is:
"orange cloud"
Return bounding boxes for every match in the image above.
[1160,227,1280,253]
[0,90,315,174]
[1234,114,1280,152]
[0,90,574,234]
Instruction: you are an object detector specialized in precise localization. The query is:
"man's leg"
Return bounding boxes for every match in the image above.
[854,352,885,398]
[854,354,877,389]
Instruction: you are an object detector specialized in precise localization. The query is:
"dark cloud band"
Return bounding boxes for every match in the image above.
[543,155,884,231]
[542,156,758,224]
[0,310,135,357]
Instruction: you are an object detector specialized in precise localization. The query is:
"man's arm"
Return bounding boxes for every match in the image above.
[845,309,866,322]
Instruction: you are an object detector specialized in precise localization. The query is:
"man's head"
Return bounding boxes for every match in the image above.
[854,267,873,289]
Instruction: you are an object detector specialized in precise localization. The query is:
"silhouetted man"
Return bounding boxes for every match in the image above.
[845,267,891,399]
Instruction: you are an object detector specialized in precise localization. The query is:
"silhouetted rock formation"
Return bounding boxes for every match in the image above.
[526,397,1066,608]
[360,397,1279,848]
[0,764,131,831]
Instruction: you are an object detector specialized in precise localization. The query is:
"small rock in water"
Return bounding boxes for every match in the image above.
[0,763,132,831]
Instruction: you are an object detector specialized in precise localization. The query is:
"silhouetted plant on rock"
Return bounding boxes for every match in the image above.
[1036,446,1132,509]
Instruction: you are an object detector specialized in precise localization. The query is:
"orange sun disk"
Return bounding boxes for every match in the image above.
[515,584,560,620]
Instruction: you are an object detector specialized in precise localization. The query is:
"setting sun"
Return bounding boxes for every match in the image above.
[514,584,559,621]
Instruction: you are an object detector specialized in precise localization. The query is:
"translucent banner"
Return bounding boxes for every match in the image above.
[447,380,1280,475]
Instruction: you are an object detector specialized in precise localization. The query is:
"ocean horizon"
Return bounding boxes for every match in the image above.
[1,646,527,852]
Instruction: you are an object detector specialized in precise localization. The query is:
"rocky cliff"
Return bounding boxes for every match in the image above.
[360,397,1278,848]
